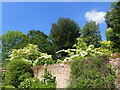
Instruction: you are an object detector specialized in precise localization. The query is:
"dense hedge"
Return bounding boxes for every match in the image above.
[69,55,116,88]
[4,59,33,88]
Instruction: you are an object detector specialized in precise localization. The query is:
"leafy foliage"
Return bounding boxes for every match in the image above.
[33,53,53,66]
[105,1,120,51]
[42,67,56,85]
[19,67,56,88]
[57,38,111,62]
[69,55,116,88]
[8,44,53,66]
[100,41,112,50]
[1,30,24,62]
[5,59,33,88]
[105,28,119,52]
[50,17,80,50]
[106,28,115,41]
[81,21,102,48]
[18,72,32,83]
[18,78,56,88]
[17,30,56,56]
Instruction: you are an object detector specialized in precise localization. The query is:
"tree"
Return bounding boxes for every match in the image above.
[17,30,56,58]
[105,1,120,51]
[27,30,54,54]
[81,21,102,48]
[1,30,24,61]
[100,41,112,50]
[106,28,115,41]
[50,17,80,50]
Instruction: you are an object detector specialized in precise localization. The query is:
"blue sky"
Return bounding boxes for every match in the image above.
[2,2,112,41]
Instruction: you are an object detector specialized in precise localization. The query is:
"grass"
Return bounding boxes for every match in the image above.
[0,85,15,88]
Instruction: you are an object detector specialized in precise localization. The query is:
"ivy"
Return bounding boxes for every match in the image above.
[68,55,116,88]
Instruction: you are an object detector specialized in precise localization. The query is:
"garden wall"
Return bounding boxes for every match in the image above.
[32,62,71,88]
[109,53,120,88]
[32,54,120,88]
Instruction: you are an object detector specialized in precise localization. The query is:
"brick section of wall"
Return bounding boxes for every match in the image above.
[32,53,120,88]
[32,62,71,88]
[109,53,120,88]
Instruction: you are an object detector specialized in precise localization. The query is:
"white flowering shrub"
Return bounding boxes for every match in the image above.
[18,78,41,88]
[33,54,53,66]
[18,77,56,88]
[19,67,56,88]
[8,44,53,66]
[57,38,112,62]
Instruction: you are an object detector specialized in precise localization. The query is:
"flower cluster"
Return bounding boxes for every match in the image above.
[57,38,111,62]
[8,44,53,66]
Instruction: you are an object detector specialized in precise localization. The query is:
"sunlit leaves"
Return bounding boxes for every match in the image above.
[57,38,111,62]
[8,44,53,66]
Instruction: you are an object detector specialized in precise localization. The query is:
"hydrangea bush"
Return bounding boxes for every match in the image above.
[57,38,112,62]
[8,44,53,66]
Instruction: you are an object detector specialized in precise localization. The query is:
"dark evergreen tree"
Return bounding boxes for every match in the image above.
[81,21,102,48]
[50,17,80,50]
[105,1,120,51]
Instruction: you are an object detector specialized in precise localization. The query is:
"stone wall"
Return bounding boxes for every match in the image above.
[32,53,120,88]
[109,53,120,88]
[32,62,70,88]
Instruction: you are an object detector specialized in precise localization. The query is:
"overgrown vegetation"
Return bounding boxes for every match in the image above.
[57,38,111,62]
[4,59,33,88]
[18,67,56,88]
[0,1,120,88]
[8,44,54,66]
[69,55,116,88]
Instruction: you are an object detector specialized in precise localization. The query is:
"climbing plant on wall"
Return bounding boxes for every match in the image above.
[69,55,116,88]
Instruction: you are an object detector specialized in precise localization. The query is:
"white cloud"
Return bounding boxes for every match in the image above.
[85,10,106,24]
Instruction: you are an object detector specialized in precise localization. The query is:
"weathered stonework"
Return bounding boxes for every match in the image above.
[109,53,120,88]
[32,53,120,88]
[32,62,71,88]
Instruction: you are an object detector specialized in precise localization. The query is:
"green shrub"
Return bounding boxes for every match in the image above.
[19,67,56,89]
[42,67,56,85]
[69,55,116,88]
[18,72,32,82]
[5,59,33,88]
[1,71,6,84]
[18,77,56,88]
